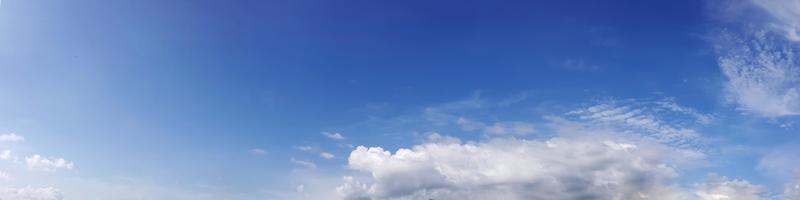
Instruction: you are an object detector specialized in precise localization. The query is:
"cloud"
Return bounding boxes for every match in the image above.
[294,146,314,152]
[0,150,11,160]
[0,186,63,200]
[25,155,74,172]
[320,152,335,159]
[483,121,536,135]
[337,136,689,200]
[0,171,8,181]
[0,133,24,142]
[566,98,709,150]
[750,0,800,42]
[323,132,346,140]
[249,148,268,156]
[694,174,766,200]
[711,0,800,118]
[455,117,485,131]
[290,158,317,169]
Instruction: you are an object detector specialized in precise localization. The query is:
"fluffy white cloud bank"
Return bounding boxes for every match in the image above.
[337,136,691,200]
[0,186,63,200]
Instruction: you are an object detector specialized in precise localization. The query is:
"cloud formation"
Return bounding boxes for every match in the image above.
[323,132,346,140]
[337,136,689,200]
[25,155,74,172]
[566,99,710,150]
[0,186,63,200]
[713,0,800,118]
[0,133,24,142]
[694,175,766,200]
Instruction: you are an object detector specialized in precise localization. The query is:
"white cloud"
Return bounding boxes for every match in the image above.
[455,117,485,131]
[716,30,800,118]
[0,186,63,200]
[566,99,709,150]
[0,150,11,160]
[712,0,800,118]
[338,136,689,200]
[320,152,335,159]
[694,174,766,200]
[294,146,314,152]
[750,0,800,41]
[483,121,535,135]
[25,155,74,172]
[249,148,268,156]
[0,133,24,142]
[290,158,317,169]
[323,132,346,140]
[0,171,9,181]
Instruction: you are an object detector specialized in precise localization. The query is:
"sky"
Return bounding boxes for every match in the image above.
[1,0,800,199]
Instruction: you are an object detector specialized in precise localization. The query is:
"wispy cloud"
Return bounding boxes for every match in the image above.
[322,132,345,140]
[565,98,711,150]
[712,0,800,118]
[290,158,316,169]
[319,152,335,160]
[249,148,268,156]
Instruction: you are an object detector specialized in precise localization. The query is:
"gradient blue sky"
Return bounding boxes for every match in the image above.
[1,0,800,199]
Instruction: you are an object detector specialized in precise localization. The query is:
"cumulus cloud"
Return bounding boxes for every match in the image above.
[25,155,74,172]
[0,186,63,200]
[323,132,346,140]
[694,174,766,200]
[0,133,24,142]
[337,136,689,200]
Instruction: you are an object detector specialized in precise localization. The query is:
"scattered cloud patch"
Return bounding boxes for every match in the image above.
[323,132,346,140]
[290,158,317,169]
[483,121,535,135]
[0,133,24,142]
[0,186,63,200]
[294,146,314,152]
[320,152,335,159]
[25,155,74,172]
[566,98,710,150]
[0,150,11,160]
[249,148,268,156]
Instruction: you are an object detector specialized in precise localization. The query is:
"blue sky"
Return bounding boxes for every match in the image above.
[1,0,800,199]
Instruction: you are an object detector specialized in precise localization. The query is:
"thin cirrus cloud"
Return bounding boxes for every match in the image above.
[322,132,345,140]
[713,0,800,118]
[249,148,268,156]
